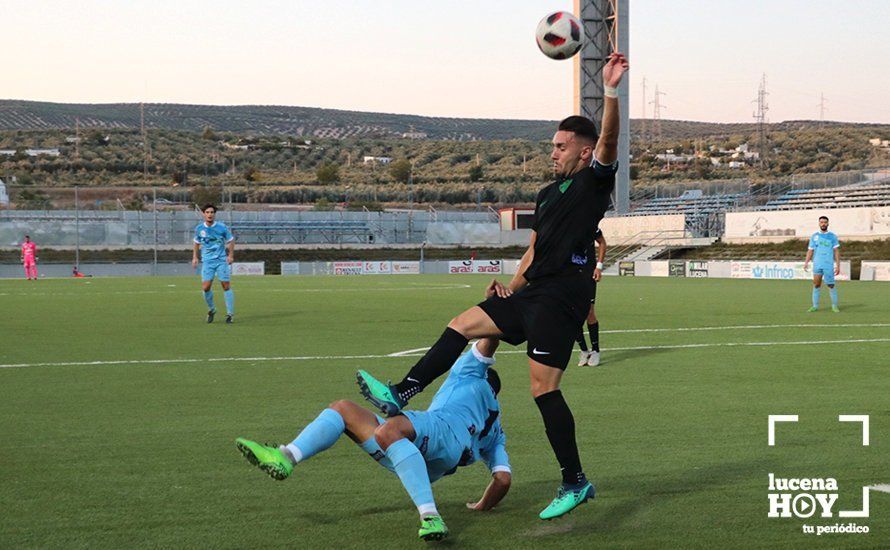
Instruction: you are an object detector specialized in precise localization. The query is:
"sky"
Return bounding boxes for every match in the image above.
[4,0,889,123]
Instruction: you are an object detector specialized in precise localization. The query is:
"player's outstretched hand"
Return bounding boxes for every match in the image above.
[604,52,629,88]
[485,279,512,299]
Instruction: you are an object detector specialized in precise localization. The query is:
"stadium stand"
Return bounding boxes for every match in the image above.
[229,220,376,244]
[629,190,747,215]
[760,180,890,210]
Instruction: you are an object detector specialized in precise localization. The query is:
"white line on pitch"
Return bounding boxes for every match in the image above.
[869,484,890,494]
[2,337,889,370]
[0,284,471,297]
[602,323,890,334]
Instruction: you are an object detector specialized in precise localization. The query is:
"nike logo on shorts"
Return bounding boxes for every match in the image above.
[532,348,551,355]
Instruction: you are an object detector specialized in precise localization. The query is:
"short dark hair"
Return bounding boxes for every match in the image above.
[24,235,29,238]
[819,216,829,222]
[487,367,501,396]
[202,204,217,213]
[558,115,599,144]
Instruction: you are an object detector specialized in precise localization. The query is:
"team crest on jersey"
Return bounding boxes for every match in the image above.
[418,436,429,455]
[814,235,820,242]
[468,424,477,436]
[200,230,207,237]
[571,253,588,265]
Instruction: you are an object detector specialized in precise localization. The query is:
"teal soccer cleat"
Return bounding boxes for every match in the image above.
[356,370,406,417]
[539,482,595,520]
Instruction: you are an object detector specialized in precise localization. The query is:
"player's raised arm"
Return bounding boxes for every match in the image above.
[595,53,629,165]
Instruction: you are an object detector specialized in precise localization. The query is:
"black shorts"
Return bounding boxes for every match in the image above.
[477,274,590,370]
[589,278,597,304]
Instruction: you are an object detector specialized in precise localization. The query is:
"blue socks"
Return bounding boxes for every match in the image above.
[812,287,820,308]
[384,438,437,515]
[224,289,234,315]
[286,408,345,463]
[203,290,215,311]
[829,287,838,306]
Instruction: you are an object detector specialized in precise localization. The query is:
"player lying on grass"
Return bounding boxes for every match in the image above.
[236,338,511,542]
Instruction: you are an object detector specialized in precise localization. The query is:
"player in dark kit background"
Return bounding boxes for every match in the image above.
[357,52,629,520]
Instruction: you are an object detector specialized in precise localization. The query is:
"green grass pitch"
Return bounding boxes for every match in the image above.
[1,275,888,548]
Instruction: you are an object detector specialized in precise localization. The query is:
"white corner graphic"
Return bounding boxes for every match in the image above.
[838,415,869,446]
[839,487,870,518]
[768,415,799,446]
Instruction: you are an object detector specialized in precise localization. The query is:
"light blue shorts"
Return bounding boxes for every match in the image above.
[813,264,835,285]
[202,260,231,283]
[372,410,468,482]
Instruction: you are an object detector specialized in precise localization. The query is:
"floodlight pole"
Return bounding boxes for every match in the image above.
[74,186,80,269]
[575,0,630,214]
[153,188,158,275]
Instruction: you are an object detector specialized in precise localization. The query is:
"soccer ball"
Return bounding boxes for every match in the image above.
[535,11,585,60]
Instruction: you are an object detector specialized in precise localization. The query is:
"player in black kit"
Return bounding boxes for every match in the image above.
[357,53,629,520]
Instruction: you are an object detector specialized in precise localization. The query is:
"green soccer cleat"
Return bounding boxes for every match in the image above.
[831,305,840,313]
[807,306,818,313]
[539,482,596,520]
[418,515,448,541]
[356,370,406,417]
[235,438,293,480]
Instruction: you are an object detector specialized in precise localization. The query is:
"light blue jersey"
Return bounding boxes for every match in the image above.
[194,221,234,263]
[391,343,509,482]
[809,231,839,267]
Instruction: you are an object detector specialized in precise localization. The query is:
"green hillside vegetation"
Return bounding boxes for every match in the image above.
[0,101,888,208]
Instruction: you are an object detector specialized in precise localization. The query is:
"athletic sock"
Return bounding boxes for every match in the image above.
[224,289,234,315]
[829,287,838,306]
[589,322,600,353]
[394,327,468,402]
[204,290,215,311]
[812,287,821,308]
[285,408,345,464]
[534,390,587,486]
[576,330,589,352]
[384,438,436,516]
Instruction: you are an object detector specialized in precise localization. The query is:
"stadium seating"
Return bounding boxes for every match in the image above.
[761,181,890,210]
[629,191,747,216]
[230,220,375,244]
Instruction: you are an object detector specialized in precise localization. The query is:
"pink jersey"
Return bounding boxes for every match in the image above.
[22,242,37,262]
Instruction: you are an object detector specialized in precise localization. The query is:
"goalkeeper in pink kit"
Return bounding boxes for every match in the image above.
[21,235,38,280]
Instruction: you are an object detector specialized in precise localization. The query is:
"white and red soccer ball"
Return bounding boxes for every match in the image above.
[535,11,585,60]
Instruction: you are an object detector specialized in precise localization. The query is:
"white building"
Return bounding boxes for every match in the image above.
[363,156,393,165]
[25,148,61,157]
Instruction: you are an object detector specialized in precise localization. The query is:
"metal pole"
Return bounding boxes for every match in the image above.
[153,188,158,275]
[74,186,80,269]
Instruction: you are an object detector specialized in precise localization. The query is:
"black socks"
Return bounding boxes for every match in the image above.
[535,390,586,486]
[394,327,468,402]
[589,322,599,353]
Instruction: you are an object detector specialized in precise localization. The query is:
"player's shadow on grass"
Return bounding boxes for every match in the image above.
[517,458,767,539]
[600,346,671,365]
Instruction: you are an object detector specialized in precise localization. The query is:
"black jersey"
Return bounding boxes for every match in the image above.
[524,160,616,281]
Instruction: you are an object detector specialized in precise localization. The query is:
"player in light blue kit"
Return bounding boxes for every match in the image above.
[192,204,235,323]
[804,215,840,313]
[235,338,511,542]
